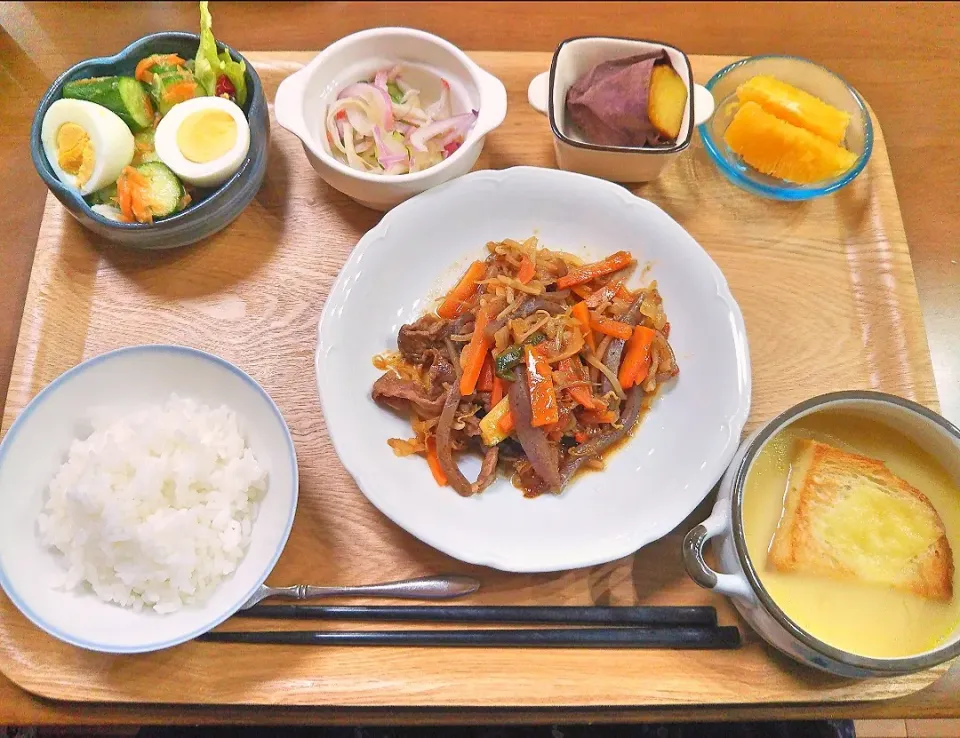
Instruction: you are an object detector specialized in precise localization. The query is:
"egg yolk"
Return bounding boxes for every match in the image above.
[56,123,95,188]
[176,109,237,164]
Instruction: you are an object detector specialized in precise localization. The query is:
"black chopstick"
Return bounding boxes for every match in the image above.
[199,625,741,649]
[237,604,718,627]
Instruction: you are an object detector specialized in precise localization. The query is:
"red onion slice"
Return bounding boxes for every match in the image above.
[408,111,478,153]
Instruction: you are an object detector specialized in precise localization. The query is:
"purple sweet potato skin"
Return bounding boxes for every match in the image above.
[565,52,671,147]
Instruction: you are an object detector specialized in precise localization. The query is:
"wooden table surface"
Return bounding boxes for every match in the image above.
[0,0,958,726]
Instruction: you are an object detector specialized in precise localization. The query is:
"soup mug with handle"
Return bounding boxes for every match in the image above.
[683,390,960,678]
[526,36,715,183]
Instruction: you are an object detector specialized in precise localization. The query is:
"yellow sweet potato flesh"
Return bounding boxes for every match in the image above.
[647,65,688,140]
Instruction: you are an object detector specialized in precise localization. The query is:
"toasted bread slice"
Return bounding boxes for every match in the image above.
[768,439,954,601]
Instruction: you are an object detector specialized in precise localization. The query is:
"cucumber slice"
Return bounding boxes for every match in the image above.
[133,129,158,165]
[86,182,118,206]
[63,76,153,132]
[149,69,201,116]
[136,161,185,218]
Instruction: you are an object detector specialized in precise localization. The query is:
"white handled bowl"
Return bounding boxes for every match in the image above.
[683,391,960,677]
[275,27,507,211]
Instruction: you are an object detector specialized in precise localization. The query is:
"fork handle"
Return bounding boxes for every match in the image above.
[277,575,480,602]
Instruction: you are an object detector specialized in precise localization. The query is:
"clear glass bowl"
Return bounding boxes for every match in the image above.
[698,55,873,201]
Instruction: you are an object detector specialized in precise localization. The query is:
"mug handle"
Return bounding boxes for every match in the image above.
[682,508,757,604]
[527,69,716,126]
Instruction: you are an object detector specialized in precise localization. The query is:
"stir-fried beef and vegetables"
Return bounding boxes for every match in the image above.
[372,237,679,497]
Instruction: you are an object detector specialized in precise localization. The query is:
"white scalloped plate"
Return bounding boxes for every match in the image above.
[316,167,750,572]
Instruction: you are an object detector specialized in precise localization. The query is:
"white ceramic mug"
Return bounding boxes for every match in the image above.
[683,390,960,677]
[527,36,715,183]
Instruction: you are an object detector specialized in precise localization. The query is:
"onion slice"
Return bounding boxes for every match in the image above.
[409,111,478,153]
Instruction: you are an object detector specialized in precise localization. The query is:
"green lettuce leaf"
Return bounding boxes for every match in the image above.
[194,1,247,106]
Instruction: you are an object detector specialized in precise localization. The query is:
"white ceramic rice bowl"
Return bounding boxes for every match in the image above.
[0,345,298,653]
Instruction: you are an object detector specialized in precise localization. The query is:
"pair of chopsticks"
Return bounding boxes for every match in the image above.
[198,605,741,649]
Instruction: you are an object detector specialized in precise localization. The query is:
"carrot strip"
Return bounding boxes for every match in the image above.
[556,251,635,290]
[525,346,559,427]
[477,352,494,392]
[116,166,154,224]
[438,261,486,319]
[545,405,572,441]
[574,430,589,443]
[135,53,185,83]
[584,276,631,309]
[497,410,515,434]
[459,309,493,396]
[425,436,448,486]
[580,409,617,425]
[490,376,506,407]
[517,255,536,284]
[571,301,596,353]
[163,79,199,104]
[619,325,657,389]
[589,314,634,340]
[558,358,600,410]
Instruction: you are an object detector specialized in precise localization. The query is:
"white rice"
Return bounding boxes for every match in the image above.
[37,394,266,614]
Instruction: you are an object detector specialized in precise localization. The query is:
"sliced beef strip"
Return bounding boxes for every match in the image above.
[423,348,456,394]
[508,368,562,491]
[397,315,453,365]
[372,373,446,417]
[459,411,482,438]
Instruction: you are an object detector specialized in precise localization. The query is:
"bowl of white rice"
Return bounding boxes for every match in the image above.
[0,345,298,653]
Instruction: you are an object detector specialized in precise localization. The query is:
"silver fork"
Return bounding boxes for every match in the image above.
[240,574,480,610]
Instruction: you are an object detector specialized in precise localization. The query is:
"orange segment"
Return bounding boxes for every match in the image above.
[724,101,857,184]
[736,75,851,146]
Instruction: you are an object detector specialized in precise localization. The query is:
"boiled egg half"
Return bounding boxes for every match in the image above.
[40,99,134,196]
[154,96,250,188]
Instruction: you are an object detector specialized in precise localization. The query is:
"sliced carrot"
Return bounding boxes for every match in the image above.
[545,404,572,441]
[589,314,634,340]
[490,376,506,407]
[459,309,493,396]
[477,352,494,392]
[580,409,618,425]
[497,410,515,434]
[116,166,154,223]
[438,260,486,319]
[556,251,635,290]
[584,277,632,309]
[163,79,199,104]
[574,430,589,443]
[425,436,448,487]
[525,346,559,427]
[619,325,657,389]
[517,255,536,284]
[135,54,185,83]
[571,301,596,353]
[558,358,600,410]
[584,283,615,308]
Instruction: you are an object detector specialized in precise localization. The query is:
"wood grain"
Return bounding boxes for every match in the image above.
[0,51,947,710]
[2,1,959,724]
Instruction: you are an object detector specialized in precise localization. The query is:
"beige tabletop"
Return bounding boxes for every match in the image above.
[0,0,959,725]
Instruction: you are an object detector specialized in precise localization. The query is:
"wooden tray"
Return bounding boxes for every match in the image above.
[0,52,944,707]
